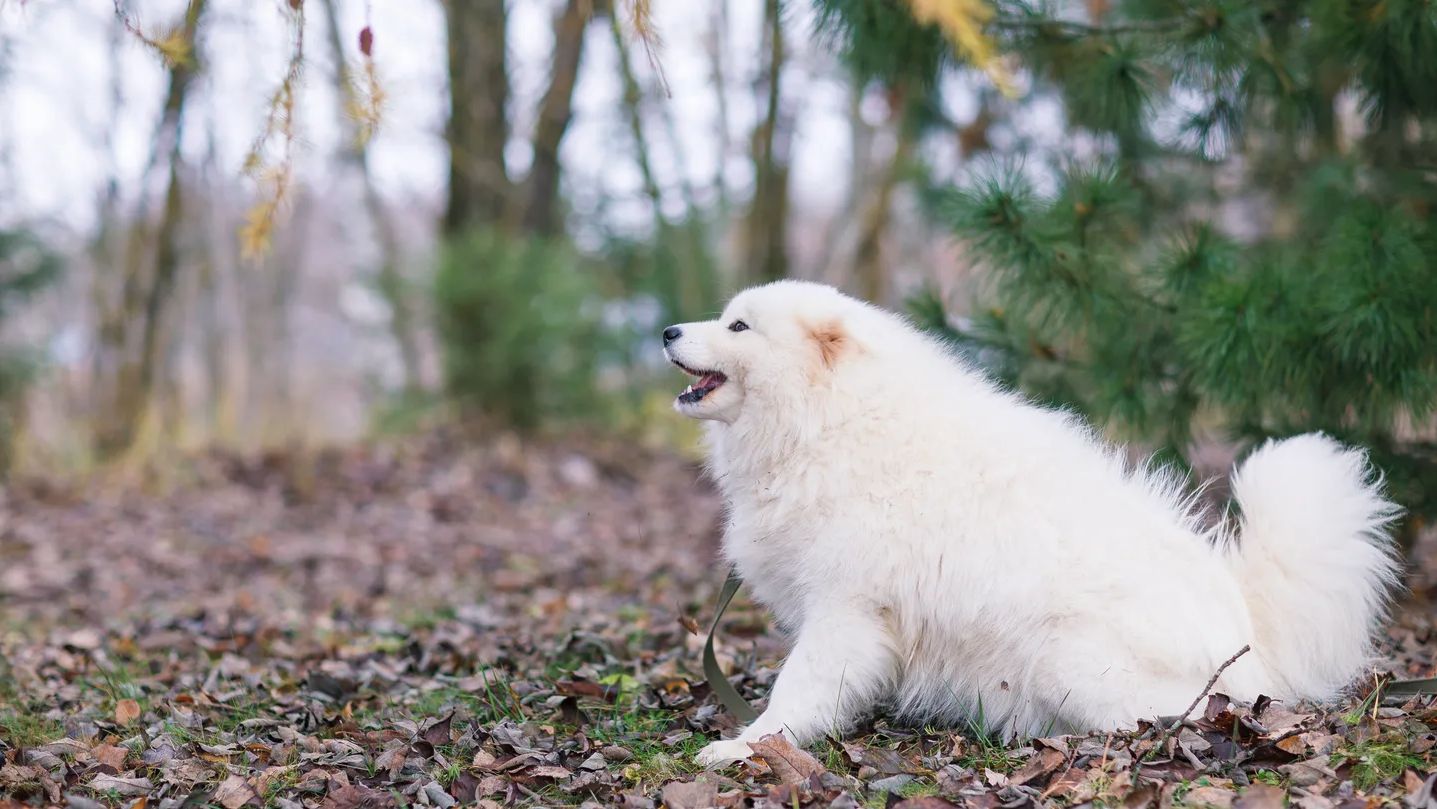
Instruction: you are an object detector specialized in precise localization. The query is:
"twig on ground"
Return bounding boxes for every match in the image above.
[1133,644,1250,780]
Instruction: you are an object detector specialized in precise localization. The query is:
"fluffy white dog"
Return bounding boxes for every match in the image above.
[662,280,1401,769]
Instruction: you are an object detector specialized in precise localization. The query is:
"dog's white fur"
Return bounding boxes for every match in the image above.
[664,281,1401,769]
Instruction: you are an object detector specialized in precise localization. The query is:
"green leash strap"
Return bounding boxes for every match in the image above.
[703,571,759,723]
[1385,676,1437,697]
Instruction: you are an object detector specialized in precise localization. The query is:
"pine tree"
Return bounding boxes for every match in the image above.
[815,0,1437,537]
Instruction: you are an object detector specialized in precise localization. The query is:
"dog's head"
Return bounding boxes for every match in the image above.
[661,281,863,423]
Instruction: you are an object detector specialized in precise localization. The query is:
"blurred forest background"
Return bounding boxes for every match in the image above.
[0,0,1435,540]
[0,0,995,468]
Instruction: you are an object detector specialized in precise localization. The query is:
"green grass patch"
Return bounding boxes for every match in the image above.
[434,759,465,787]
[1333,735,1425,790]
[0,706,65,749]
[585,706,707,784]
[409,681,523,724]
[395,605,460,632]
[899,780,941,798]
[955,727,1022,774]
[1251,769,1284,787]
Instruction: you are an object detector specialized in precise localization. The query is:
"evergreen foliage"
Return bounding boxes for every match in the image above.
[817,0,1437,528]
[435,230,611,431]
[0,228,60,472]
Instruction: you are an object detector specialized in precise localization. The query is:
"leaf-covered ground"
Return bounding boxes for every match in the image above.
[2,432,1436,809]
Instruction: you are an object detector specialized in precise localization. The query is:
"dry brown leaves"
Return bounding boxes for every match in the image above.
[0,431,1435,807]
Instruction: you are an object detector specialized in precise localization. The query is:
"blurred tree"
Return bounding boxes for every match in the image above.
[522,0,595,237]
[811,0,982,302]
[437,0,614,426]
[851,83,918,302]
[93,0,209,458]
[609,10,720,321]
[442,0,511,236]
[0,228,60,476]
[743,0,793,284]
[321,0,422,394]
[435,230,607,429]
[442,0,599,238]
[882,0,1437,535]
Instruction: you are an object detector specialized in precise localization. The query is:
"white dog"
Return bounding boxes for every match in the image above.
[663,281,1400,769]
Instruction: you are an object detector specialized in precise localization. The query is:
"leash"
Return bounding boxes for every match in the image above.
[1385,676,1437,697]
[703,570,759,722]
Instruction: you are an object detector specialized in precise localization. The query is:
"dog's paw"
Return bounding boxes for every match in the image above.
[695,739,754,769]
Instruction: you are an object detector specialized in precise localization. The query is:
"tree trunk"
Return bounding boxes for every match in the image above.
[443,0,511,236]
[706,1,732,219]
[322,0,423,393]
[611,10,719,319]
[93,0,207,458]
[521,0,594,237]
[610,13,666,227]
[813,78,875,283]
[853,85,916,305]
[744,0,791,284]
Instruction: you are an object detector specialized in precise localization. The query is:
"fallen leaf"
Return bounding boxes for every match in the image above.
[841,742,912,776]
[1281,754,1338,788]
[749,734,826,784]
[1403,769,1427,796]
[215,774,258,809]
[1234,783,1285,809]
[420,782,456,808]
[661,778,720,809]
[1124,782,1159,809]
[1276,735,1309,755]
[1186,786,1237,809]
[320,784,397,809]
[88,775,153,798]
[872,774,916,794]
[91,744,129,770]
[893,799,960,808]
[1011,746,1065,785]
[420,712,454,747]
[476,775,507,797]
[1406,773,1436,809]
[114,699,142,725]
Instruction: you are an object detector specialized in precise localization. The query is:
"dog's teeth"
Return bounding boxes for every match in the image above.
[684,385,694,394]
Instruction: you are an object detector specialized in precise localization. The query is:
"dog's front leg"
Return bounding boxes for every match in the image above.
[696,604,895,768]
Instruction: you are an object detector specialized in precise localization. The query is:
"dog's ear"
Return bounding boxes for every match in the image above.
[807,319,849,371]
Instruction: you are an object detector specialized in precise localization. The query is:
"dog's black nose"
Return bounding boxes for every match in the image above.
[662,326,682,345]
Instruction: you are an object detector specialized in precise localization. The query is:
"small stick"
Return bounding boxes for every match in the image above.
[1132,644,1250,780]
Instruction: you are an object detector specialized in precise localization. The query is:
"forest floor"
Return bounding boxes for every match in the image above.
[2,431,1437,809]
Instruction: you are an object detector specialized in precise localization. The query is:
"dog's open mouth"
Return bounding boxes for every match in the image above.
[675,363,727,404]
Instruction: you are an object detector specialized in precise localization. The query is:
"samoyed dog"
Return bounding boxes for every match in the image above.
[662,280,1400,768]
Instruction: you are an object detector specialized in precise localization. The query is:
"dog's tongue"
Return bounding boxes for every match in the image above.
[699,372,723,389]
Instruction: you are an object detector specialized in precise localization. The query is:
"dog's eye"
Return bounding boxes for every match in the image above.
[728,320,750,333]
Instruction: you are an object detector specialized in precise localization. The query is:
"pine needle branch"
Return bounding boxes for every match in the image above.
[992,16,1185,36]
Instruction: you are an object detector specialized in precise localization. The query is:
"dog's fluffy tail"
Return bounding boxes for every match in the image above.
[1227,433,1402,700]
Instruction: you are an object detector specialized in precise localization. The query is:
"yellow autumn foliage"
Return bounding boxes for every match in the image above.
[901,0,1016,95]
[151,28,193,68]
